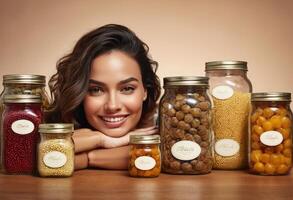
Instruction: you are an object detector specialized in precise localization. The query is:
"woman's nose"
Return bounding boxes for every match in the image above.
[104,92,121,113]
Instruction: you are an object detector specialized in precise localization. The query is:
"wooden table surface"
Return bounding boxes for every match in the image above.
[0,169,292,200]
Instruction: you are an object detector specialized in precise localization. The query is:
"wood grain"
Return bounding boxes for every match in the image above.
[0,169,292,200]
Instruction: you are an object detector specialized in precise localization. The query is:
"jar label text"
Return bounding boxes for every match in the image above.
[43,151,67,168]
[215,139,240,157]
[171,140,201,161]
[134,156,156,170]
[212,85,234,100]
[11,119,34,135]
[260,131,283,146]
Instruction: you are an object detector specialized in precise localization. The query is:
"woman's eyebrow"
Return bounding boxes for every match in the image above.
[89,77,139,86]
[89,79,105,86]
[119,77,139,84]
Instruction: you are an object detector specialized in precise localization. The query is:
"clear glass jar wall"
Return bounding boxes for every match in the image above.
[159,76,213,174]
[205,61,252,169]
[249,93,292,175]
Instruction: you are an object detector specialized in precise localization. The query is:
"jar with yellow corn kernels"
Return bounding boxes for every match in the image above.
[129,135,161,178]
[249,92,292,175]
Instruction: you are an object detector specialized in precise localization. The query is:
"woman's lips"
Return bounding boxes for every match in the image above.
[100,115,128,128]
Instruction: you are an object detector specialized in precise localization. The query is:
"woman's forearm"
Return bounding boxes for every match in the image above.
[72,128,102,153]
[74,152,89,170]
[88,146,130,170]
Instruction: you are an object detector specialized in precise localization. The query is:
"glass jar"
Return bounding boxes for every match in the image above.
[159,76,213,174]
[249,92,292,175]
[0,74,49,169]
[38,123,74,177]
[205,61,252,169]
[1,94,42,174]
[0,74,49,109]
[129,135,161,178]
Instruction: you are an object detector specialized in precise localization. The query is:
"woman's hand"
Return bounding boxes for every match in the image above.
[101,126,158,149]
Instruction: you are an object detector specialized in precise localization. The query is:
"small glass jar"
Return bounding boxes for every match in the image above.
[38,123,74,177]
[205,61,252,169]
[249,92,292,175]
[1,94,42,174]
[159,76,213,174]
[0,74,49,109]
[129,135,161,178]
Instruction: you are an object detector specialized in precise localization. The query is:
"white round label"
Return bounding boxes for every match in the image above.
[212,85,234,100]
[43,151,67,168]
[134,156,156,170]
[171,140,201,161]
[11,119,35,135]
[260,131,283,146]
[215,139,240,157]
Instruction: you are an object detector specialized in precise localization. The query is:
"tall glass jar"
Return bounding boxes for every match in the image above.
[38,123,74,177]
[0,74,49,169]
[249,93,292,175]
[129,135,161,178]
[1,94,42,174]
[159,76,213,174]
[205,61,252,170]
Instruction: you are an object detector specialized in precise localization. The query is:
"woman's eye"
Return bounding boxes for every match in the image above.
[121,86,135,94]
[88,87,103,96]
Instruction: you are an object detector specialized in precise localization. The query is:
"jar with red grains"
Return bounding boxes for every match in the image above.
[1,94,42,174]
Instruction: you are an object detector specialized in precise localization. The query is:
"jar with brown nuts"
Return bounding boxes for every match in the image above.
[129,135,161,178]
[159,76,213,175]
[206,61,252,170]
[249,93,292,175]
[38,124,74,177]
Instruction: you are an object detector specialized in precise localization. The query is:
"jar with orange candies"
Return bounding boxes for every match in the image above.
[249,92,292,175]
[129,135,161,178]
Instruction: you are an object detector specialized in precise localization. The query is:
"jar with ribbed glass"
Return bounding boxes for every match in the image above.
[249,92,292,175]
[129,135,161,177]
[1,95,42,174]
[38,123,74,177]
[205,61,252,169]
[0,74,49,169]
[159,76,213,174]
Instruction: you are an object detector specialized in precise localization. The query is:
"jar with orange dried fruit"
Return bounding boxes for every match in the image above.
[129,135,161,178]
[249,92,292,175]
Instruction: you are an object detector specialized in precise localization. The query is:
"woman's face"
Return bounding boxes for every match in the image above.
[83,50,147,137]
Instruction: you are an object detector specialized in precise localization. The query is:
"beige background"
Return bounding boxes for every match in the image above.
[0,0,292,106]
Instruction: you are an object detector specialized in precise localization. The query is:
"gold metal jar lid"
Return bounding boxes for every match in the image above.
[39,123,74,134]
[130,135,161,144]
[3,94,42,103]
[163,76,209,87]
[252,92,291,102]
[3,74,46,85]
[205,61,248,71]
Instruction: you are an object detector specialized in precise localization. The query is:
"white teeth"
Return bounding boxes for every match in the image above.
[102,117,125,122]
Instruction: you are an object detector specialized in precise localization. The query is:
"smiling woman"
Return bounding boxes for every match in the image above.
[46,24,161,170]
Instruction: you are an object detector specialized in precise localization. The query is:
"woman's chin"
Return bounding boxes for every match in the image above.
[98,127,129,138]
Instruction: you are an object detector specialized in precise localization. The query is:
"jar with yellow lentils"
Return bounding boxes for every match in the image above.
[249,92,292,175]
[38,123,74,177]
[206,61,252,170]
[129,135,161,177]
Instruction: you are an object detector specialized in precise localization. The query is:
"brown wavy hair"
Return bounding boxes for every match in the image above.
[46,24,161,129]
